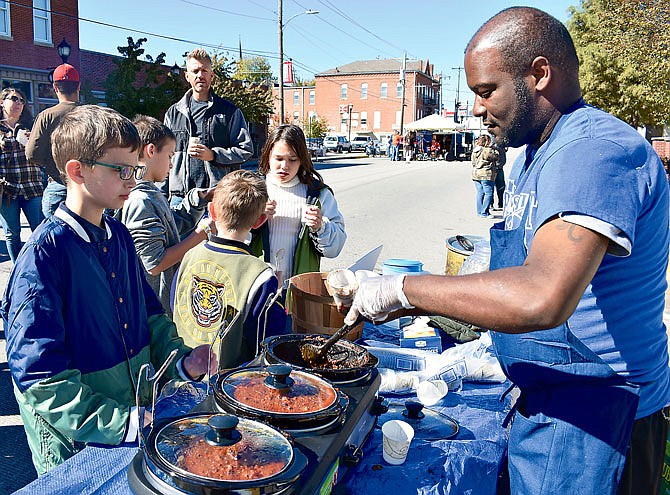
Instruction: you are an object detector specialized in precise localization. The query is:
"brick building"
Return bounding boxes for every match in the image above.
[0,0,80,115]
[273,58,441,143]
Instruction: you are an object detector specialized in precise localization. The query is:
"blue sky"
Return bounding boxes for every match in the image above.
[78,0,577,105]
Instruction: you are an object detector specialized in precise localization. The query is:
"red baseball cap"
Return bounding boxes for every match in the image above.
[53,64,80,82]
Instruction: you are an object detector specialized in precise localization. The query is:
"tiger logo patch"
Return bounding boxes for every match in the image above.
[190,275,226,328]
[174,258,237,347]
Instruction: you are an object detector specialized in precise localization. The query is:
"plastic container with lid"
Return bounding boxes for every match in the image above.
[382,258,424,275]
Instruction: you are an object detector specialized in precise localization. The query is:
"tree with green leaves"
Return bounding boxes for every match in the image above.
[304,115,329,139]
[103,37,187,119]
[567,0,670,128]
[292,73,315,87]
[211,53,274,125]
[233,56,273,86]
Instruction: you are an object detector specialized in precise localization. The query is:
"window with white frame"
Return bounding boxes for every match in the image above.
[361,83,368,99]
[340,84,347,100]
[373,111,381,129]
[360,111,367,128]
[0,0,10,37]
[380,82,387,98]
[396,82,403,98]
[33,0,51,43]
[309,90,315,105]
[293,91,299,105]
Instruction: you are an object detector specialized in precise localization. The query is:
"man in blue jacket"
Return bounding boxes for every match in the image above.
[162,48,253,207]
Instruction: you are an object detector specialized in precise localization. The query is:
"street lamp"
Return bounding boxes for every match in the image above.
[278,1,318,124]
[170,63,181,77]
[57,38,71,64]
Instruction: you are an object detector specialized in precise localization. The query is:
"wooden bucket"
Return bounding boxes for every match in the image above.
[288,272,364,341]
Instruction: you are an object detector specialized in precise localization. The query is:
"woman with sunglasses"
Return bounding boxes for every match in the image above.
[0,87,44,262]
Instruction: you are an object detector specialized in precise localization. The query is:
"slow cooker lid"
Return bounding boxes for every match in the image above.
[153,414,293,483]
[221,365,337,415]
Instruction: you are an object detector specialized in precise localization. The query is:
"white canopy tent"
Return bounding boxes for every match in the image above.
[404,114,457,131]
[404,114,482,133]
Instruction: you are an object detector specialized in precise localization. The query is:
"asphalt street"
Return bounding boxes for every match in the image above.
[0,152,669,493]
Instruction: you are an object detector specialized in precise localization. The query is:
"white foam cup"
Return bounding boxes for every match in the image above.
[381,420,414,465]
[416,379,449,406]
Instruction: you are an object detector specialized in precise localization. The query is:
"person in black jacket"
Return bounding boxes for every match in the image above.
[162,48,253,207]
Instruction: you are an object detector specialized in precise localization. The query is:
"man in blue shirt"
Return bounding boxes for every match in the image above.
[346,7,669,495]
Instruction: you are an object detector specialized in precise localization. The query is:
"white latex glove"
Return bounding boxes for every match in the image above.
[344,271,414,325]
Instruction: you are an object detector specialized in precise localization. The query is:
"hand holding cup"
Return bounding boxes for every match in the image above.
[327,269,358,307]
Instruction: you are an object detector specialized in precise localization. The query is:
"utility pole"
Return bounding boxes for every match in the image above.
[452,66,463,123]
[347,104,353,142]
[437,72,443,115]
[399,51,407,136]
[452,66,464,158]
[277,3,318,126]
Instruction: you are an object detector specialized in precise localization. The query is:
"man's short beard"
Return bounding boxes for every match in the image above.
[497,78,534,148]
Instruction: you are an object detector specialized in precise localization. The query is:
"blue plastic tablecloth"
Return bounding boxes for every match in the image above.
[14,322,511,495]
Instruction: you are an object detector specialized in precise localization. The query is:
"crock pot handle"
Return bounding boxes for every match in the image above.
[205,414,242,447]
[264,364,295,390]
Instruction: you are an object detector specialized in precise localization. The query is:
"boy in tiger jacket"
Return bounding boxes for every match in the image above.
[172,170,287,370]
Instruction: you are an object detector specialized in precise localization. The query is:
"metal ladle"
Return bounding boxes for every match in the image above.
[300,314,364,366]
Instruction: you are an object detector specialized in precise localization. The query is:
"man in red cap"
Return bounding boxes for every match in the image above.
[26,63,80,217]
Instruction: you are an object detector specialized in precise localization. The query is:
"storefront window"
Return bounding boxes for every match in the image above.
[0,0,10,37]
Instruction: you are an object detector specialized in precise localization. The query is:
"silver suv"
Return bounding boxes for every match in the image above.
[350,136,371,152]
[324,135,352,153]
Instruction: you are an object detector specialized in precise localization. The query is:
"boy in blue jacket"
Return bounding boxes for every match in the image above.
[1,105,214,475]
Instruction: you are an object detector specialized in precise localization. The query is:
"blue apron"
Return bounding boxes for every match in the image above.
[488,150,639,494]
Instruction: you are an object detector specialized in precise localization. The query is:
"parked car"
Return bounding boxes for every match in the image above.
[324,135,352,153]
[306,138,326,160]
[350,136,371,152]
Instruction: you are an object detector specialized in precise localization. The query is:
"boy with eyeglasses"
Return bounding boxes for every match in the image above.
[117,115,215,318]
[1,105,216,475]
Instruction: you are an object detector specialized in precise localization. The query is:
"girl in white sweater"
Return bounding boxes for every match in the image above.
[253,125,346,285]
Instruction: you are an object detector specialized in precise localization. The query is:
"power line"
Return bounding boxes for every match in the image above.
[176,0,274,21]
[6,0,278,61]
[317,0,406,55]
[287,0,395,57]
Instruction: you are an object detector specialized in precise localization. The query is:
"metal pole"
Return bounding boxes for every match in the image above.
[451,67,463,158]
[348,104,353,142]
[278,0,284,125]
[399,51,407,136]
[301,86,305,130]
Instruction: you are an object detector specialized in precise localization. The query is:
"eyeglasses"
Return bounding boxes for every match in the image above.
[3,95,26,105]
[84,160,146,181]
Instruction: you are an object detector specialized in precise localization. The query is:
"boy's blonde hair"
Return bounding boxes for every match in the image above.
[212,170,268,231]
[52,105,140,183]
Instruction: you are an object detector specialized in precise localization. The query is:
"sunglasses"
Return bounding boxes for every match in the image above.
[4,95,26,105]
[83,160,146,181]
